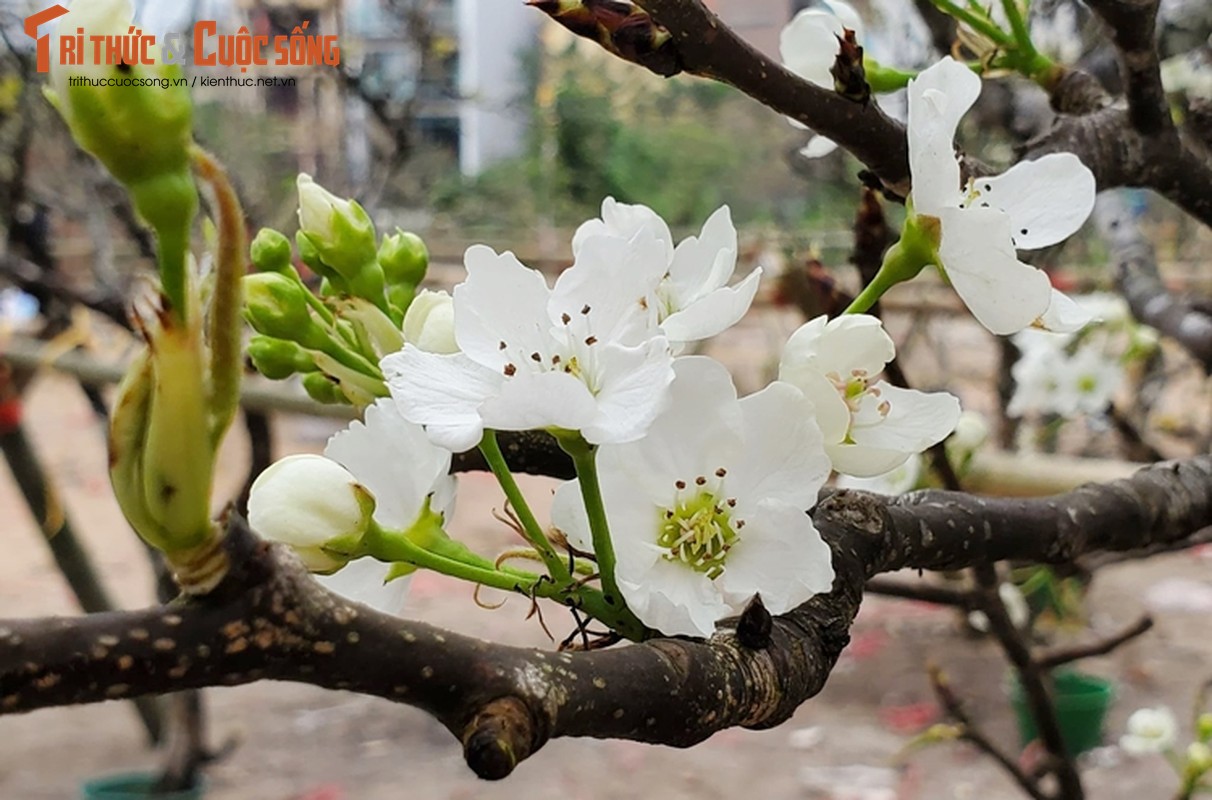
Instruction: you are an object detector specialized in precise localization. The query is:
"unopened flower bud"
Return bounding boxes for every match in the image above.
[1199,713,1212,743]
[302,372,346,405]
[1189,742,1212,773]
[242,272,320,344]
[248,454,375,572]
[403,289,458,354]
[378,229,429,287]
[250,228,294,274]
[296,174,377,281]
[246,335,316,380]
[388,284,415,315]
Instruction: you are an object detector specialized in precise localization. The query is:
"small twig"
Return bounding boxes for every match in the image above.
[1036,615,1153,670]
[865,577,971,608]
[929,664,1050,800]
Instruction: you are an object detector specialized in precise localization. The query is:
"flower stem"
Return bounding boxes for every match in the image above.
[558,434,648,640]
[929,0,1011,45]
[479,429,571,583]
[364,522,542,594]
[843,269,900,315]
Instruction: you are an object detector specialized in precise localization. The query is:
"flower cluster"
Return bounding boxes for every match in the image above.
[241,183,968,638]
[1008,293,1157,418]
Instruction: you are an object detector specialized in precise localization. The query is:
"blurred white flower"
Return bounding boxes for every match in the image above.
[1120,707,1178,755]
[779,314,961,477]
[551,358,835,638]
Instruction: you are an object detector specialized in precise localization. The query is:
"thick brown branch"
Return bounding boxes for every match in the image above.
[4,457,1212,779]
[627,0,912,190]
[1084,0,1169,135]
[1095,192,1212,371]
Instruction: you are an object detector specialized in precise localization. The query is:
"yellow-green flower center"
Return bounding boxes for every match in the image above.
[657,475,741,579]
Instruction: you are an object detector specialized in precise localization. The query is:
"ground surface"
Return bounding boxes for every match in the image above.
[2,308,1209,800]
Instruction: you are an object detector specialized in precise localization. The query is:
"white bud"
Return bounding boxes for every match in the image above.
[248,454,375,571]
[402,289,458,354]
[1120,707,1178,755]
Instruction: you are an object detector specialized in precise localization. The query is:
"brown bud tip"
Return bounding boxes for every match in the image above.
[736,593,773,649]
[462,696,536,780]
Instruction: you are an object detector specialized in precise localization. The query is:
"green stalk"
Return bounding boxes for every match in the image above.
[930,0,1012,45]
[559,434,647,640]
[479,430,571,582]
[364,522,542,593]
[843,268,902,315]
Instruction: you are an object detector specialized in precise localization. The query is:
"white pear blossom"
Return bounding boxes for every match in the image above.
[383,236,674,452]
[779,315,961,477]
[1008,331,1122,417]
[551,357,835,638]
[835,452,921,495]
[402,289,458,354]
[1120,707,1178,755]
[249,400,456,615]
[1054,345,1122,415]
[907,57,1097,335]
[572,198,762,345]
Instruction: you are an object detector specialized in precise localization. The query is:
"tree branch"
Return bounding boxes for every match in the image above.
[1095,192,1212,371]
[4,456,1212,778]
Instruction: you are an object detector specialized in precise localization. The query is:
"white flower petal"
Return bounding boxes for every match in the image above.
[317,558,411,616]
[581,338,676,445]
[835,453,922,495]
[973,153,1096,251]
[572,197,674,263]
[719,499,834,614]
[937,206,1053,335]
[660,268,761,343]
[782,314,895,378]
[553,232,665,345]
[324,399,454,529]
[454,245,554,370]
[849,382,961,454]
[800,136,840,158]
[907,57,981,215]
[550,479,595,553]
[731,381,830,510]
[618,557,728,638]
[479,369,599,433]
[382,346,501,452]
[667,205,738,305]
[605,356,743,488]
[780,9,846,88]
[1036,288,1094,333]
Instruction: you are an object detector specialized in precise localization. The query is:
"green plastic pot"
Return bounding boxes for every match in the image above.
[80,773,203,800]
[1009,670,1115,755]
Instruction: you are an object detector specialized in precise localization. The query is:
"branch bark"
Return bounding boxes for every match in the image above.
[4,456,1212,778]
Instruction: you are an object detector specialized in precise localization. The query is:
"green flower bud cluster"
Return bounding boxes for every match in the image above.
[242,178,432,409]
